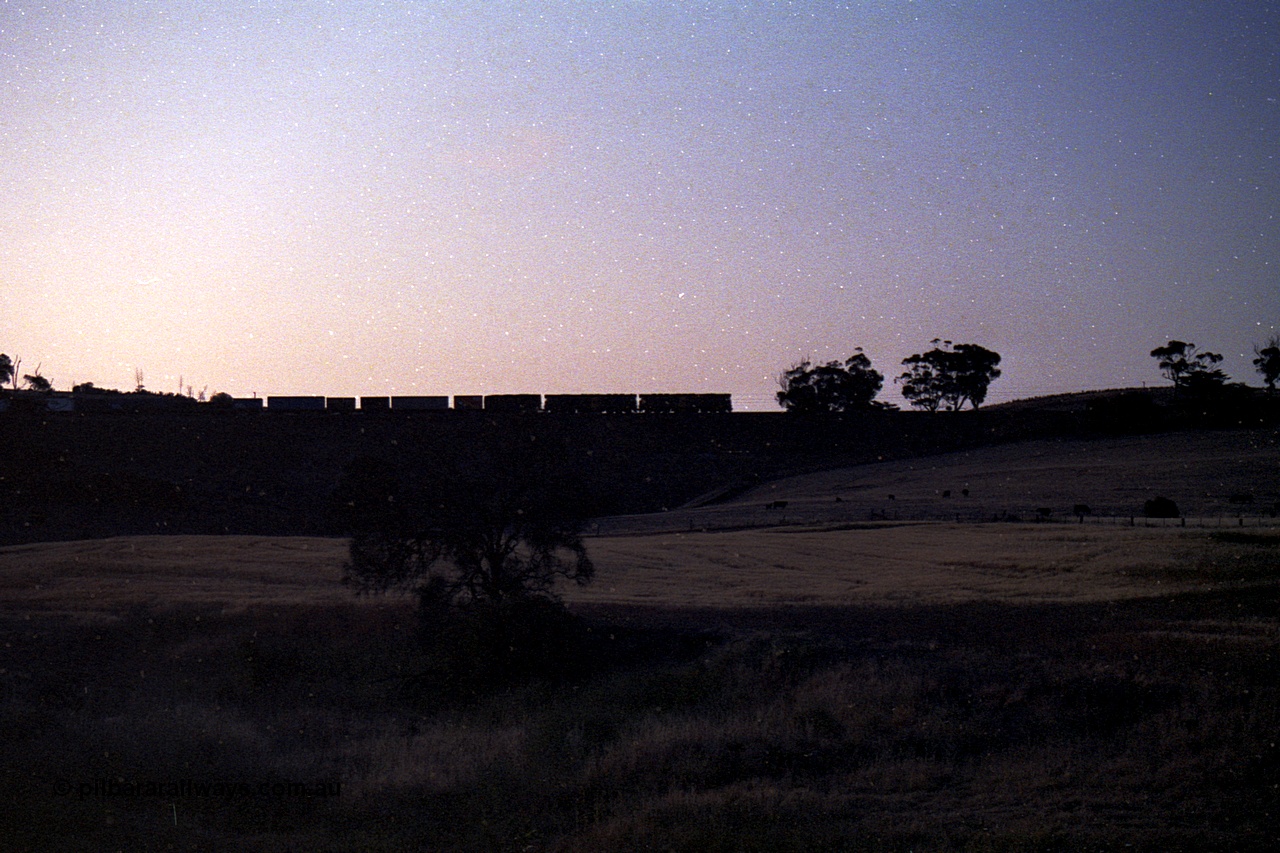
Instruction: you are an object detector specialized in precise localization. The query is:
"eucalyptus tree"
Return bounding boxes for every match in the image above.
[776,348,885,413]
[897,340,1002,411]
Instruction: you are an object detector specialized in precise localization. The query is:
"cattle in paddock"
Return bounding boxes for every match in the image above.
[765,500,789,510]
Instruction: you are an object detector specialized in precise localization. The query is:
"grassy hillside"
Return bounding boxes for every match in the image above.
[724,428,1280,521]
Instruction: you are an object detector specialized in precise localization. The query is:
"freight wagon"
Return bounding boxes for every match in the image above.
[391,396,450,411]
[639,393,732,413]
[543,394,639,414]
[267,396,326,412]
[483,394,543,412]
[70,392,199,413]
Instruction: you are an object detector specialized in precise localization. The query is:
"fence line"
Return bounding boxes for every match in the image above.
[587,508,1280,538]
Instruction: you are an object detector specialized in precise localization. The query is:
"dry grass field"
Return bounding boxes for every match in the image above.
[1,522,1270,618]
[0,536,353,619]
[2,429,1278,851]
[580,523,1267,608]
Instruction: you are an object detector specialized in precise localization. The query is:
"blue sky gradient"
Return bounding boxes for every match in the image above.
[3,1,1277,407]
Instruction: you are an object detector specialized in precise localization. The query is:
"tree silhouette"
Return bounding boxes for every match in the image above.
[337,439,594,610]
[1150,340,1227,395]
[1254,336,1280,392]
[776,349,884,413]
[23,373,52,393]
[335,439,597,688]
[22,364,51,393]
[0,354,13,389]
[897,340,1002,411]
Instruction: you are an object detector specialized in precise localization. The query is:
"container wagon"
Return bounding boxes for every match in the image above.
[70,394,121,413]
[639,393,732,413]
[543,393,638,414]
[71,392,195,413]
[483,394,543,412]
[391,395,450,411]
[268,396,326,412]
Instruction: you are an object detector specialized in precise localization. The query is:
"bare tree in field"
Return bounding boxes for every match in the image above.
[337,434,594,611]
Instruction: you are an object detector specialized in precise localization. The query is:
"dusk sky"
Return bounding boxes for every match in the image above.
[3,1,1277,409]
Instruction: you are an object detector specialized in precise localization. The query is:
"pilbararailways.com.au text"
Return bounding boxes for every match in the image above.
[53,778,340,800]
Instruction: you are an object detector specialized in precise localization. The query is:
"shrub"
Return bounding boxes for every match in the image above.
[1143,496,1180,518]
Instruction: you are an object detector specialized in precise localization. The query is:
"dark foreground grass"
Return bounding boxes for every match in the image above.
[2,587,1278,851]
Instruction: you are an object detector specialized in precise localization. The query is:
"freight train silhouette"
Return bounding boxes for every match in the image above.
[0,391,733,414]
